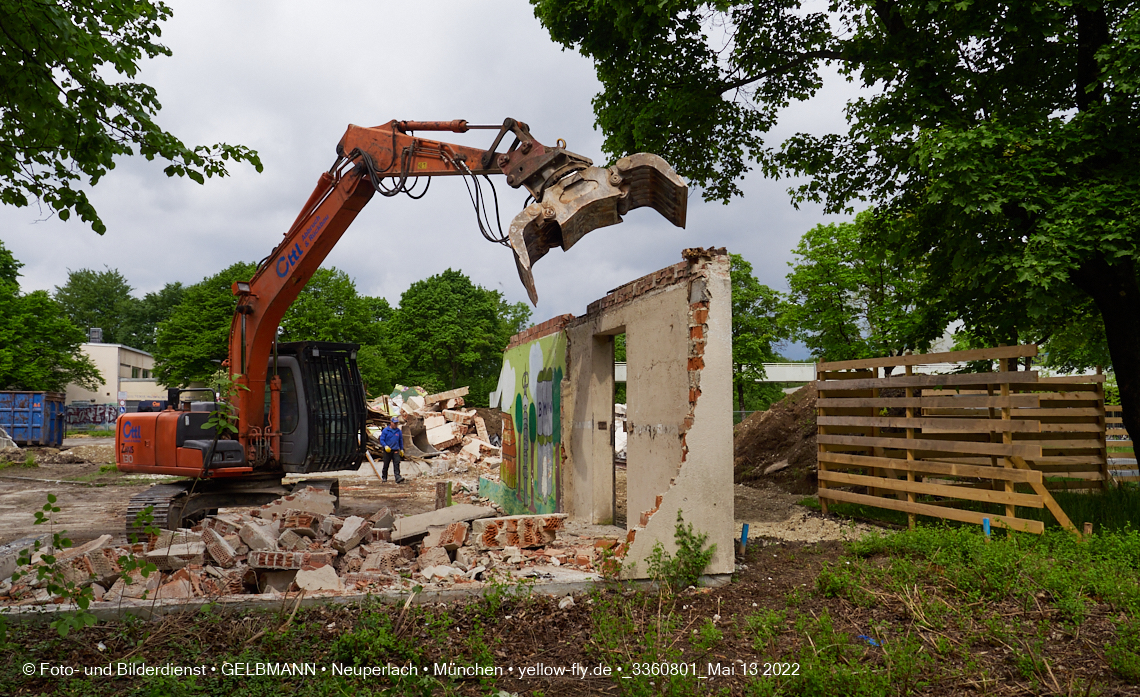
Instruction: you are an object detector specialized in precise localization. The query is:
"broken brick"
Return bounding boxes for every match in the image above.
[201,528,237,568]
[367,507,394,529]
[471,514,567,549]
[282,511,321,538]
[277,529,308,551]
[425,522,469,551]
[248,550,334,570]
[332,516,371,553]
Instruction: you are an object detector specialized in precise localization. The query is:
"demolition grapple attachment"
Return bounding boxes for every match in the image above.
[507,153,688,305]
[472,118,686,304]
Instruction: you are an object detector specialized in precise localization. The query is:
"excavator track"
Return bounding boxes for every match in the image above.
[124,477,338,537]
[126,482,194,539]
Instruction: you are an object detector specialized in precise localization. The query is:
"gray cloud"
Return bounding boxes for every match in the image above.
[1,1,860,358]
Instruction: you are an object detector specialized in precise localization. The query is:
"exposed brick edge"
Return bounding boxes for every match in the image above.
[505,314,575,351]
[627,249,729,540]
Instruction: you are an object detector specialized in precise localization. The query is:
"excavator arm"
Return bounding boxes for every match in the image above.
[226,118,686,467]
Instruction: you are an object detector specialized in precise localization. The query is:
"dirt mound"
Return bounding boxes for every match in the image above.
[0,447,27,464]
[61,444,115,464]
[36,449,91,465]
[734,384,817,494]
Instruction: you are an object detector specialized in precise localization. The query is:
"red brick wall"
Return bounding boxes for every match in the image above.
[504,314,575,351]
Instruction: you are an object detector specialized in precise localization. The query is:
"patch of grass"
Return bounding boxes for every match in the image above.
[1107,617,1140,683]
[743,608,785,653]
[816,560,874,606]
[692,617,722,652]
[1017,483,1140,533]
[0,453,38,470]
[803,482,1140,534]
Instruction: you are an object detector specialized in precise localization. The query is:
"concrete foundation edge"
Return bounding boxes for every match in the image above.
[0,574,732,624]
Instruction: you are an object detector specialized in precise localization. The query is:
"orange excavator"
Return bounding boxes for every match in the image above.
[115,118,686,532]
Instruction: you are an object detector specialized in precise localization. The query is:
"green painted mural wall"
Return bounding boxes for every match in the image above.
[480,331,567,514]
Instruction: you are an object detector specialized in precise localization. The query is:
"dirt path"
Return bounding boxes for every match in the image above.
[2,440,874,546]
[0,452,444,545]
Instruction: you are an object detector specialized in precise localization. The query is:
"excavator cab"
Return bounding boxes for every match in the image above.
[118,342,361,532]
[269,341,367,474]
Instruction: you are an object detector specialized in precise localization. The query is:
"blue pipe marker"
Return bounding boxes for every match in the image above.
[983,518,991,537]
[740,523,750,554]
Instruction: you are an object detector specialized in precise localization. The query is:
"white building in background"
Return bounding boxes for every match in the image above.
[64,343,166,407]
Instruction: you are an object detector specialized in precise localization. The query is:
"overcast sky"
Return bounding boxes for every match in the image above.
[2,1,858,359]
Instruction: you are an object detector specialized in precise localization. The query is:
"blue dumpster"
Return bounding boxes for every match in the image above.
[0,392,66,447]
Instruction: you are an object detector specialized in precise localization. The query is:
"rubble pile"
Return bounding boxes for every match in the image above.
[365,385,504,481]
[0,487,624,606]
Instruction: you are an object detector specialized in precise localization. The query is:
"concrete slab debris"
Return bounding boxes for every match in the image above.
[295,565,343,592]
[426,423,463,449]
[391,504,496,544]
[146,543,206,571]
[239,522,278,552]
[332,516,371,553]
[0,535,49,582]
[416,546,450,570]
[425,386,469,405]
[277,529,308,551]
[255,486,336,518]
[368,507,394,529]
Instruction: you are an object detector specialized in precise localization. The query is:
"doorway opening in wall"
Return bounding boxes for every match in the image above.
[613,331,628,528]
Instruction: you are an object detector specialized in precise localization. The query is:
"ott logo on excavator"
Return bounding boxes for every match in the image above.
[277,215,329,276]
[275,242,305,277]
[121,420,141,441]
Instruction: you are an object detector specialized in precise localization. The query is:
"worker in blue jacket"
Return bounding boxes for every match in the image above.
[379,417,405,483]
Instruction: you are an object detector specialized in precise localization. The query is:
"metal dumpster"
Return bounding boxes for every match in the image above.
[0,392,66,447]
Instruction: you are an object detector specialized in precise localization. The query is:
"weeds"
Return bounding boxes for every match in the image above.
[645,509,716,592]
[743,608,785,653]
[0,452,38,469]
[10,494,97,636]
[1107,617,1140,683]
[693,617,722,652]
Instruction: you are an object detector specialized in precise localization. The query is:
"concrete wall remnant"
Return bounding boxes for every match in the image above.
[481,248,734,578]
[484,316,573,515]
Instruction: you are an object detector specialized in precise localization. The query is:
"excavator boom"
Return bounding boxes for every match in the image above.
[230,118,686,461]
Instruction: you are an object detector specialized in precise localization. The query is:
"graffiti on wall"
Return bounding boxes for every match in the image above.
[483,332,566,515]
[66,404,119,428]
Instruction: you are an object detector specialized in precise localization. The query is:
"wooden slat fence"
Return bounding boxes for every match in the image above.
[1105,404,1139,483]
[816,345,1108,534]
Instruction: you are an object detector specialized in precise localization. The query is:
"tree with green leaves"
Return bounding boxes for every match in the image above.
[388,269,531,406]
[0,0,261,233]
[154,263,398,393]
[0,241,100,391]
[119,282,185,353]
[277,268,395,396]
[782,213,937,363]
[729,254,783,413]
[533,1,1140,438]
[53,267,135,344]
[278,269,388,346]
[153,262,256,387]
